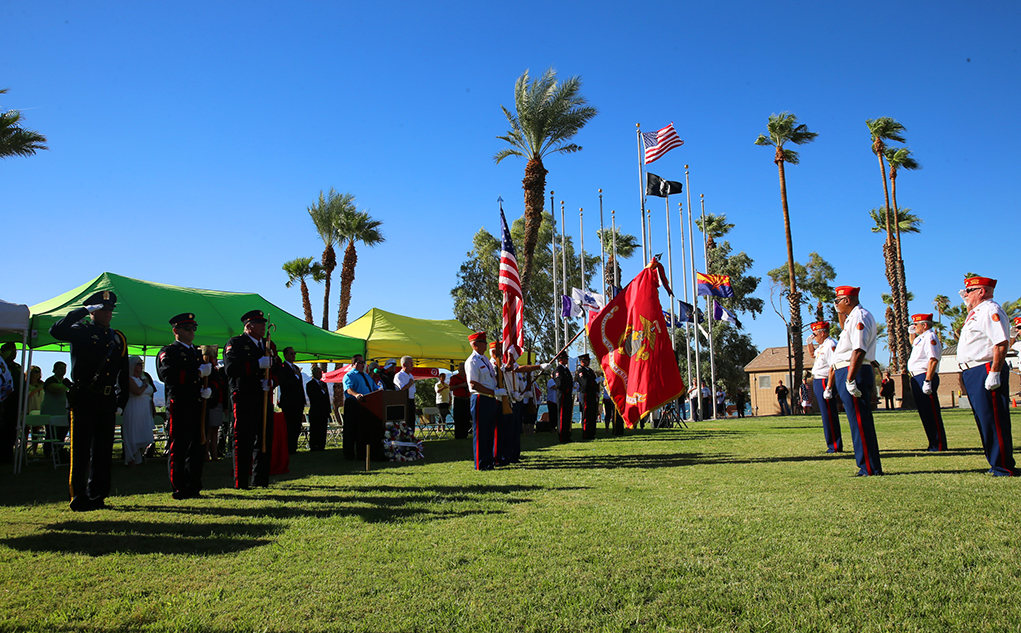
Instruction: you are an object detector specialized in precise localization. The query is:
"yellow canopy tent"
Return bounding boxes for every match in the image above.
[335,308,474,368]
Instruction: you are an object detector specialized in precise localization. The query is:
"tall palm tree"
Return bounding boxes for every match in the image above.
[868,205,921,369]
[308,188,356,330]
[755,112,817,390]
[695,213,735,271]
[283,256,325,325]
[866,118,907,236]
[335,209,385,329]
[933,294,950,329]
[495,68,597,300]
[1,89,48,159]
[884,146,921,370]
[867,207,922,235]
[597,227,639,290]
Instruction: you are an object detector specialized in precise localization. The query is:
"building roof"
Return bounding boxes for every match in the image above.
[744,345,814,373]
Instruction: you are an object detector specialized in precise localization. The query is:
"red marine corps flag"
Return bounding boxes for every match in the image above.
[587,258,685,427]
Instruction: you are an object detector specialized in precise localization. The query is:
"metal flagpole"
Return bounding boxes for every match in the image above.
[678,200,692,397]
[550,190,559,352]
[686,166,702,418]
[611,210,618,291]
[598,189,606,301]
[636,124,648,266]
[561,199,569,348]
[701,193,717,408]
[579,207,588,355]
[665,193,677,353]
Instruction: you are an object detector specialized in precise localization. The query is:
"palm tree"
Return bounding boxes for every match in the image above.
[868,207,922,235]
[933,294,950,328]
[866,118,907,235]
[755,112,817,391]
[495,68,597,300]
[596,227,639,290]
[308,188,356,330]
[283,257,325,325]
[1,89,48,159]
[335,209,385,329]
[885,146,921,369]
[695,213,735,271]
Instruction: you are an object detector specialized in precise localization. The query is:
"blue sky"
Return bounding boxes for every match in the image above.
[4,0,1019,366]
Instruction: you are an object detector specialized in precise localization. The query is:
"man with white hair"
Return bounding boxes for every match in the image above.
[807,320,842,453]
[907,313,947,452]
[957,275,1017,476]
[393,355,417,433]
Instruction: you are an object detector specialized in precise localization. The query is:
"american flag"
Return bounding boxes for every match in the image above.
[643,123,684,164]
[498,207,524,364]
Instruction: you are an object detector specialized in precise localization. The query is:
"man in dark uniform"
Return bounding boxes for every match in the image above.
[449,363,471,439]
[306,365,331,451]
[223,310,278,489]
[156,313,212,500]
[0,343,22,464]
[576,353,599,441]
[49,291,129,511]
[553,353,574,444]
[277,346,306,454]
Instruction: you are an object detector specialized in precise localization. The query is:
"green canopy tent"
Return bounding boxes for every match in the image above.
[334,308,474,368]
[6,272,365,362]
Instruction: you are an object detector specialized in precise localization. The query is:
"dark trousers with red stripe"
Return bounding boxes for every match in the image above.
[813,377,843,452]
[835,365,883,476]
[558,394,573,443]
[68,391,116,506]
[167,397,205,497]
[470,393,497,470]
[232,392,273,488]
[581,395,598,440]
[962,365,1017,476]
[910,373,948,452]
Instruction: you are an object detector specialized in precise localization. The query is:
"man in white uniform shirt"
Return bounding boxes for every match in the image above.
[956,275,1017,476]
[393,356,417,433]
[465,332,505,471]
[827,286,883,476]
[907,313,947,452]
[807,320,842,453]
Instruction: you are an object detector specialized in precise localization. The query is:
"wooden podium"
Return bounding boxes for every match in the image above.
[357,390,409,461]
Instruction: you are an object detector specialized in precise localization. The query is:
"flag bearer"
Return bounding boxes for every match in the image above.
[465,332,504,470]
[807,321,842,453]
[907,313,947,452]
[576,354,599,440]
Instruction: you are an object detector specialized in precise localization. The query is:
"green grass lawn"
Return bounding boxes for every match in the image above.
[2,409,1021,632]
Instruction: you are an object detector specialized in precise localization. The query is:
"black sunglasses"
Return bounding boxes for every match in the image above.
[178,325,198,332]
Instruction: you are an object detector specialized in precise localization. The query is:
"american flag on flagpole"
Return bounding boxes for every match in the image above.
[498,204,524,364]
[643,123,684,164]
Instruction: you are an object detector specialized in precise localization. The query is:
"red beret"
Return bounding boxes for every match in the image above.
[810,321,829,332]
[468,331,486,342]
[835,286,860,298]
[911,313,933,323]
[488,341,499,350]
[965,276,996,289]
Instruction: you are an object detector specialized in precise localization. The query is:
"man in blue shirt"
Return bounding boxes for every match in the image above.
[342,355,378,460]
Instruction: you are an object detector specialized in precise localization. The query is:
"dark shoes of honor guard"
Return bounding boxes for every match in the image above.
[69,497,108,512]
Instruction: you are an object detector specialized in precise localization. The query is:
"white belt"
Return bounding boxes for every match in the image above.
[832,361,851,370]
[959,361,990,371]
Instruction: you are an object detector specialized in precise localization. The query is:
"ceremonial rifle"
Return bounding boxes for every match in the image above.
[199,345,218,446]
[261,318,277,453]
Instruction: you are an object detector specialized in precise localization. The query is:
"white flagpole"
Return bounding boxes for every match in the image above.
[687,167,702,418]
[611,210,618,290]
[579,207,588,355]
[598,189,606,301]
[550,190,559,353]
[665,193,677,353]
[636,123,648,266]
[647,208,653,260]
[561,199,569,348]
[701,193,718,410]
[678,200,692,396]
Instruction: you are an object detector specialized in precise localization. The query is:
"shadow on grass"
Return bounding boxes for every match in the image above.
[2,519,283,556]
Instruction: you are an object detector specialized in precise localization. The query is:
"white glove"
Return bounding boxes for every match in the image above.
[258,356,273,369]
[200,387,212,399]
[540,363,551,370]
[493,388,507,397]
[85,304,106,313]
[985,371,1001,391]
[261,379,271,392]
[198,363,212,377]
[922,380,932,395]
[846,380,862,398]
[116,407,123,415]
[823,387,833,400]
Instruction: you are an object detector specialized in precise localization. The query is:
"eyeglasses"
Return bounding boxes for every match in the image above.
[965,287,983,294]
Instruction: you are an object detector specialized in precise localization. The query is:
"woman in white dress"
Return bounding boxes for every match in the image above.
[122,356,155,466]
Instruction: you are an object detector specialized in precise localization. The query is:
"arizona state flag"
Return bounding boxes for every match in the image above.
[588,258,686,428]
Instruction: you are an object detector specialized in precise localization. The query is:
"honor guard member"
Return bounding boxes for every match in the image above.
[224,310,279,488]
[576,354,599,440]
[908,313,948,452]
[49,291,129,511]
[489,342,546,464]
[1010,316,1021,354]
[306,366,331,451]
[156,313,212,500]
[957,275,1018,476]
[554,353,574,443]
[807,321,843,453]
[465,332,505,470]
[827,286,883,476]
[278,347,306,454]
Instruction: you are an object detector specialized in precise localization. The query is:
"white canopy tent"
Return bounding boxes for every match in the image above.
[0,300,32,473]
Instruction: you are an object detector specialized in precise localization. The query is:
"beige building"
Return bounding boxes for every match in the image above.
[744,345,814,416]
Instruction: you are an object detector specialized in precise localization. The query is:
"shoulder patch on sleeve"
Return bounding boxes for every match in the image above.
[992,313,1000,322]
[856,323,864,330]
[931,339,938,346]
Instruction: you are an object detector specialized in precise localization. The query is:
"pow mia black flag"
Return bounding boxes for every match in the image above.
[646,172,683,197]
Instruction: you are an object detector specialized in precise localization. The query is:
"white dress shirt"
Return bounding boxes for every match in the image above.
[832,304,877,365]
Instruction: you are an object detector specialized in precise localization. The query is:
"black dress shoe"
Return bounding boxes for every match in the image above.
[69,498,96,512]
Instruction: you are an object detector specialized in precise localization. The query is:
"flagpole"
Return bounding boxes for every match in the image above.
[664,193,677,354]
[550,190,559,353]
[701,193,718,413]
[598,189,606,301]
[636,123,648,266]
[579,207,588,355]
[678,199,693,399]
[647,208,653,259]
[561,198,569,349]
[611,210,618,290]
[686,166,702,418]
